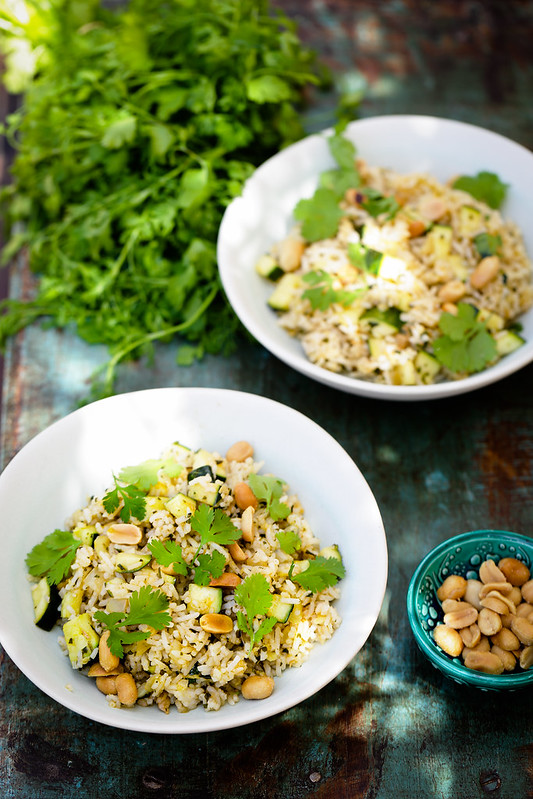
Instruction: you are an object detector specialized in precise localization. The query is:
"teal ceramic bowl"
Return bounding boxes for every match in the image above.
[407,529,533,690]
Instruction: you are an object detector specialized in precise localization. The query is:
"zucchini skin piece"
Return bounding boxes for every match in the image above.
[31,578,61,631]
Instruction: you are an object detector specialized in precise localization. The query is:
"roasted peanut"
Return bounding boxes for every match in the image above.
[478,607,502,636]
[521,580,533,604]
[434,624,463,657]
[407,219,426,238]
[497,557,530,586]
[419,195,448,221]
[463,650,504,674]
[437,280,466,303]
[96,676,118,695]
[510,616,533,646]
[278,237,305,272]
[479,559,506,585]
[106,523,143,545]
[444,605,478,629]
[115,672,138,706]
[99,629,120,672]
[209,572,241,588]
[470,255,500,290]
[229,541,248,562]
[436,575,467,602]
[200,613,233,634]
[226,441,254,462]
[520,646,533,670]
[478,581,513,599]
[441,599,469,613]
[464,579,483,610]
[516,603,533,620]
[480,593,514,615]
[241,675,275,700]
[459,623,481,649]
[234,482,258,511]
[241,505,255,543]
[490,627,520,652]
[462,636,490,660]
[491,645,516,672]
[88,662,124,678]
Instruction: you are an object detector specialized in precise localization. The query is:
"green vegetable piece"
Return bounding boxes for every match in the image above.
[118,458,183,491]
[473,232,502,258]
[432,303,497,373]
[359,187,400,219]
[452,172,508,209]
[292,556,346,593]
[347,242,384,275]
[94,585,171,658]
[26,529,81,586]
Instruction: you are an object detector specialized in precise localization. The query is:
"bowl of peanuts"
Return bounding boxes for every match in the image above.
[407,529,533,690]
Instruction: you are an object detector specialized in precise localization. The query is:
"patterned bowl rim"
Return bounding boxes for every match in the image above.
[406,529,533,689]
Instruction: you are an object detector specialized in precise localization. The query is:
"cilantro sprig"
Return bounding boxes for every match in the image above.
[301,270,360,311]
[432,303,497,374]
[248,474,291,521]
[189,505,241,584]
[94,586,171,658]
[234,574,277,654]
[359,187,400,219]
[147,539,188,576]
[291,556,346,593]
[26,529,81,586]
[276,530,302,555]
[103,476,147,522]
[452,171,508,209]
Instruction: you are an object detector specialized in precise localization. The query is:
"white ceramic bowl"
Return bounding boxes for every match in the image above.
[218,115,533,401]
[0,387,387,733]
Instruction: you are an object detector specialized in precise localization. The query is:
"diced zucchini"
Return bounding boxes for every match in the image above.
[187,479,222,506]
[425,225,453,257]
[391,360,417,385]
[368,337,388,358]
[414,351,441,384]
[73,525,97,547]
[61,588,84,619]
[188,464,215,482]
[143,497,167,518]
[186,584,223,614]
[268,273,302,311]
[267,595,294,624]
[94,533,110,555]
[446,254,469,281]
[377,254,407,281]
[494,330,525,356]
[255,254,284,281]
[458,205,483,237]
[360,307,402,330]
[214,461,227,481]
[320,544,342,561]
[192,448,216,470]
[114,552,152,573]
[370,322,399,339]
[166,493,197,519]
[31,578,60,631]
[477,308,504,332]
[62,613,99,668]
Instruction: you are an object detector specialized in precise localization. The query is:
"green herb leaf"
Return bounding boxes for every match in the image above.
[292,556,345,593]
[247,474,291,521]
[94,585,171,658]
[359,187,400,219]
[193,550,226,586]
[190,505,241,548]
[26,529,81,586]
[147,539,188,576]
[276,530,302,555]
[452,172,508,209]
[433,303,497,373]
[294,188,344,242]
[103,476,147,522]
[118,459,183,491]
[235,574,277,653]
[301,269,360,311]
[473,232,502,258]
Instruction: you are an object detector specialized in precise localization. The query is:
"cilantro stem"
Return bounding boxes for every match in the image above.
[99,283,219,396]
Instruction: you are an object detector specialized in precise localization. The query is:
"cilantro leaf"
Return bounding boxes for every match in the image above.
[359,187,400,219]
[473,232,502,258]
[276,530,302,555]
[347,242,384,275]
[193,550,226,587]
[328,131,357,171]
[234,574,277,653]
[103,476,146,522]
[248,474,291,521]
[433,303,497,373]
[94,586,171,658]
[452,172,508,209]
[301,269,360,311]
[147,539,188,576]
[292,556,346,593]
[118,459,183,491]
[26,529,81,586]
[294,188,344,242]
[190,505,241,548]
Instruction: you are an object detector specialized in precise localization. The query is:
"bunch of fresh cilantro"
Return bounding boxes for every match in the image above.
[0,0,326,398]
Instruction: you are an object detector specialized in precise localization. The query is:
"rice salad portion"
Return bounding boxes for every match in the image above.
[26,440,344,714]
[257,132,533,386]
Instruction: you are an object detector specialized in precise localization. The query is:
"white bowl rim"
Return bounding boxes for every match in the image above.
[217,114,533,401]
[0,386,387,733]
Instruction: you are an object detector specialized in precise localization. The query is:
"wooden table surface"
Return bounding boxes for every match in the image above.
[1,2,533,797]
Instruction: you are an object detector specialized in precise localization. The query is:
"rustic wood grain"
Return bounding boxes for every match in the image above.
[1,2,533,797]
